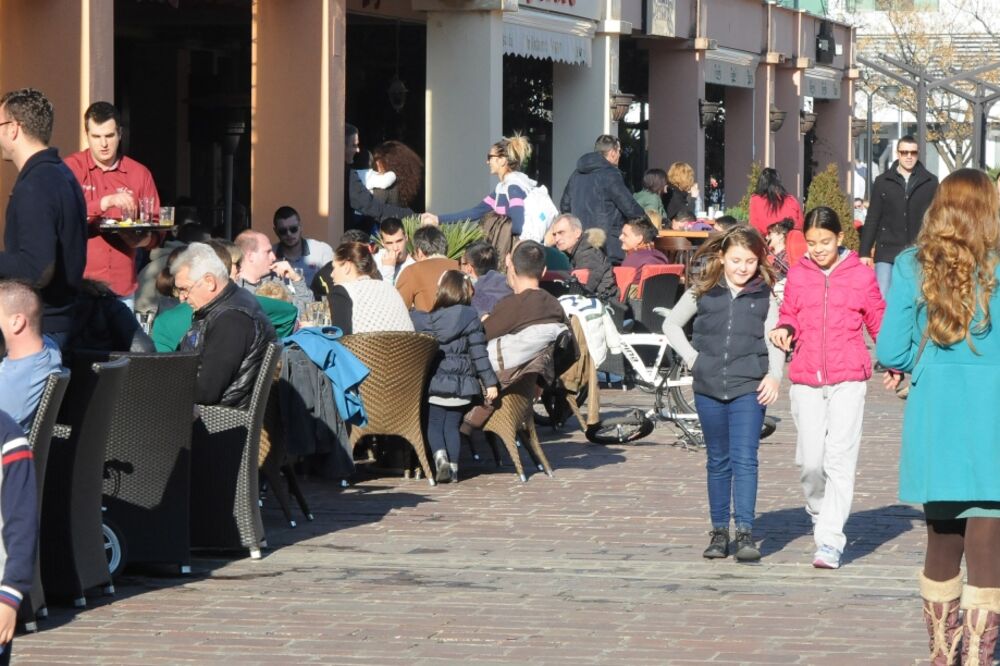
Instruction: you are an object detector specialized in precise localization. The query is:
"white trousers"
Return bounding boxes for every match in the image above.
[790,381,867,552]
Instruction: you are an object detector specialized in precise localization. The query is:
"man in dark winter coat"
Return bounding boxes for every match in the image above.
[0,88,87,348]
[550,214,619,302]
[559,134,646,263]
[859,136,938,297]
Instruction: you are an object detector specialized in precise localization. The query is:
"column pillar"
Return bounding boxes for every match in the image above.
[552,31,619,203]
[648,46,705,193]
[812,80,855,194]
[424,10,503,214]
[0,0,113,226]
[253,0,345,244]
[723,72,770,204]
[773,67,803,200]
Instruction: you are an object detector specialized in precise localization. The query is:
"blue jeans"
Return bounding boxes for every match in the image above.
[875,262,893,300]
[695,392,766,531]
[427,404,468,462]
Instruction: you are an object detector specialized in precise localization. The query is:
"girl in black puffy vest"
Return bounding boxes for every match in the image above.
[411,270,499,483]
[662,226,783,563]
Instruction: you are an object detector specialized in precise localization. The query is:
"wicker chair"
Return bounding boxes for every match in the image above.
[19,370,70,632]
[41,358,130,607]
[77,351,200,575]
[339,332,439,485]
[190,343,280,559]
[483,373,553,482]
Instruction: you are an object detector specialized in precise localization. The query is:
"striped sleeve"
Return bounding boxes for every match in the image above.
[0,428,37,609]
[503,185,527,236]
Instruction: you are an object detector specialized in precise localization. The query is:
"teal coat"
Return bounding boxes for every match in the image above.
[876,248,1000,503]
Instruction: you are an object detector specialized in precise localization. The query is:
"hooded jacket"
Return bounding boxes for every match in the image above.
[776,250,885,387]
[859,160,938,264]
[566,228,619,302]
[560,152,646,262]
[411,304,498,400]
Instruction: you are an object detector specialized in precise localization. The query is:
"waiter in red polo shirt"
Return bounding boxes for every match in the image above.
[64,101,160,310]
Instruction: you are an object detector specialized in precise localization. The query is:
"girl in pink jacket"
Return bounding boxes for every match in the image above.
[769,207,885,570]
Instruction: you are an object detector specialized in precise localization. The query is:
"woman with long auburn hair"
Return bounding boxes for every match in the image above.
[877,168,1000,665]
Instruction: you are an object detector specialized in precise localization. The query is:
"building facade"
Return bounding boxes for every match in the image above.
[0,0,855,244]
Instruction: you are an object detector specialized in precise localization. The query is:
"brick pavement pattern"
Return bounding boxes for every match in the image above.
[17,379,938,665]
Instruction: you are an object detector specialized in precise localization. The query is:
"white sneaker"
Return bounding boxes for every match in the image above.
[812,544,842,569]
[433,450,452,483]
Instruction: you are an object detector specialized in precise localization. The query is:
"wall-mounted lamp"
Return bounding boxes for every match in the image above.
[769,106,787,132]
[800,111,817,134]
[610,91,635,122]
[699,99,722,128]
[387,76,408,113]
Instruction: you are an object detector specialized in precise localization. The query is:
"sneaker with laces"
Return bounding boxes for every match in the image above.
[702,528,730,559]
[733,529,761,562]
[812,544,842,569]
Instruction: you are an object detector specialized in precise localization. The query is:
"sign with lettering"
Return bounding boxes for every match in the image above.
[805,75,841,99]
[707,60,755,89]
[647,0,675,37]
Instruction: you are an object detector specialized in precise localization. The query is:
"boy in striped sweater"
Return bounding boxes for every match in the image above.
[0,409,37,664]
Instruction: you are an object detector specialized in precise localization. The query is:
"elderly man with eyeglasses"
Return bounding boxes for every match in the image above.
[173,242,276,408]
[859,135,938,297]
[271,205,334,286]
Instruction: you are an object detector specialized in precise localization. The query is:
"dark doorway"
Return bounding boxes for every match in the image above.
[346,16,426,209]
[503,55,553,189]
[115,0,252,236]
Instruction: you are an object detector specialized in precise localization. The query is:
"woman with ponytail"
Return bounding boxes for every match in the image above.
[423,134,536,237]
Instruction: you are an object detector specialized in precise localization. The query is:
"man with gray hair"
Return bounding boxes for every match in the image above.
[173,242,275,408]
[559,134,645,263]
[548,213,619,302]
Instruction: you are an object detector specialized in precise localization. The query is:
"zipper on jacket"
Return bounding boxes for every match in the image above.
[821,273,830,384]
[723,290,734,400]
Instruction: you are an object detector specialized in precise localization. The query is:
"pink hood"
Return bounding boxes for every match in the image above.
[776,250,885,387]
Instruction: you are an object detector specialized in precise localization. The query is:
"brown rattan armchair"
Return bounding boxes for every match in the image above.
[483,373,553,482]
[339,332,439,485]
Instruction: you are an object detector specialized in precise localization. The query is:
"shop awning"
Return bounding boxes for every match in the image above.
[503,8,594,66]
[805,68,842,99]
[706,48,759,89]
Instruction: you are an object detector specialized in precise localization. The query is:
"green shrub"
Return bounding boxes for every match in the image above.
[804,163,859,251]
[737,162,764,212]
[726,205,749,223]
[400,215,483,260]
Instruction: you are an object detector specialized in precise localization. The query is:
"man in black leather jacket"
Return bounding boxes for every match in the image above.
[173,243,276,408]
[549,214,619,302]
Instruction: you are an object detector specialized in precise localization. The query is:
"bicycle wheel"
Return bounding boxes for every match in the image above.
[667,353,696,414]
[585,410,654,444]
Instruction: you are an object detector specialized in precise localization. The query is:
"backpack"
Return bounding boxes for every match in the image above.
[520,184,559,242]
[499,173,558,242]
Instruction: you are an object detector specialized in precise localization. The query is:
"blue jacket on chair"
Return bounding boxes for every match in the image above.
[283,327,370,427]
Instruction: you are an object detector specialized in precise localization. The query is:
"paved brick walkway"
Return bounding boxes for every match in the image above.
[17,379,931,665]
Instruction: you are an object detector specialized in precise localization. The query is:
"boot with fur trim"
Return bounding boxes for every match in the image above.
[920,571,963,666]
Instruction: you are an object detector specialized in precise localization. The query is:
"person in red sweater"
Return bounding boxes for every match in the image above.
[769,207,885,570]
[748,168,803,236]
[64,102,160,309]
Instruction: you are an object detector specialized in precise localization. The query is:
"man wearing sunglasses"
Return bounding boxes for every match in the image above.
[859,135,938,297]
[271,205,333,286]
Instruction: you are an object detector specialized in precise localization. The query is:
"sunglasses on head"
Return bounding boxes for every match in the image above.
[898,150,918,157]
[277,226,299,236]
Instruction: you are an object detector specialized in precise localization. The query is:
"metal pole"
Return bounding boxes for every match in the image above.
[973,84,985,169]
[917,82,927,157]
[866,92,874,200]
